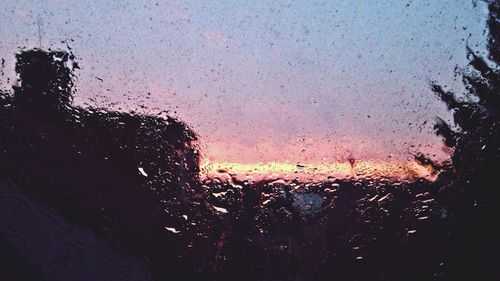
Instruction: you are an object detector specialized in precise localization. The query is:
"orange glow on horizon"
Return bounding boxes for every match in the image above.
[197,138,450,183]
[200,159,441,183]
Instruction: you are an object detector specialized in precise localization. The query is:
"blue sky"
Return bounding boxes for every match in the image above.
[0,0,489,163]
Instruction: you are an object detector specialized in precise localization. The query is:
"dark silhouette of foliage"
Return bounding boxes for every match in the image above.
[430,1,500,279]
[1,48,219,281]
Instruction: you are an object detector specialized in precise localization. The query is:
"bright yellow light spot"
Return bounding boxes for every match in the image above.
[200,160,438,183]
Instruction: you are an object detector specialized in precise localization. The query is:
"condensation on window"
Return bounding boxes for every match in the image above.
[0,1,499,281]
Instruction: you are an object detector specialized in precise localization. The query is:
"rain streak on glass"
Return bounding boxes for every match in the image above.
[0,1,499,281]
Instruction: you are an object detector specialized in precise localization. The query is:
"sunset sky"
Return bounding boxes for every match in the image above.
[0,0,490,166]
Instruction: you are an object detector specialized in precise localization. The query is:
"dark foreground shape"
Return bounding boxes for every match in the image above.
[429,1,500,279]
[1,2,500,280]
[0,49,220,281]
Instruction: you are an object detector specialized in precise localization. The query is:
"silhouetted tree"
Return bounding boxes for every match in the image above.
[432,0,500,279]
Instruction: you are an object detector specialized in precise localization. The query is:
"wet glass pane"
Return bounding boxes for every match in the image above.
[1,1,499,280]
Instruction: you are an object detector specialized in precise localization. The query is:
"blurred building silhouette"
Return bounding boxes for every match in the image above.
[0,49,217,281]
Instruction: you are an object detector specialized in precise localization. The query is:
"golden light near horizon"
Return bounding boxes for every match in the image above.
[200,159,441,184]
[198,138,450,184]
